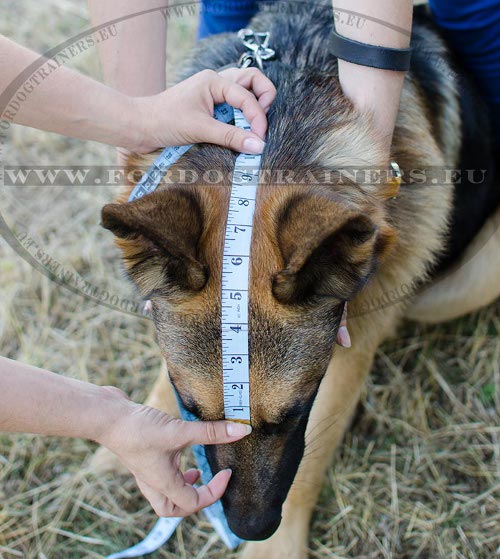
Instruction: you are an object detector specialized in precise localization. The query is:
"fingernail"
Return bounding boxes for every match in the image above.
[242,137,265,154]
[226,422,252,437]
[224,468,232,476]
[338,326,351,348]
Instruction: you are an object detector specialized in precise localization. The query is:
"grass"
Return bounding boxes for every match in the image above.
[1,1,499,558]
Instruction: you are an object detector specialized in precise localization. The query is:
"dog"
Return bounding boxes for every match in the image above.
[96,3,499,557]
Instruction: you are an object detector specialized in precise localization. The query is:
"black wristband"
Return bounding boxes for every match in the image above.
[330,29,412,72]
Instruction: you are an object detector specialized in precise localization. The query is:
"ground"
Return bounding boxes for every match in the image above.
[0,1,498,558]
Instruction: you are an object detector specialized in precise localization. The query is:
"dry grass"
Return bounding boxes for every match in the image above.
[1,1,499,558]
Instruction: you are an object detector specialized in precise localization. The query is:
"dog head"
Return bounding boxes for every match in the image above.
[102,169,394,541]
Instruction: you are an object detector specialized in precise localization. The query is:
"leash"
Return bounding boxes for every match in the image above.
[104,29,272,559]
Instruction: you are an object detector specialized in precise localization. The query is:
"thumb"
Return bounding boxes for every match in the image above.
[178,419,252,447]
[198,118,265,155]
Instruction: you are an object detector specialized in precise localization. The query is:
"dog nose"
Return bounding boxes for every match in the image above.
[227,511,282,541]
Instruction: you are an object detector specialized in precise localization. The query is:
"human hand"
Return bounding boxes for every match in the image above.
[97,387,251,517]
[130,67,276,155]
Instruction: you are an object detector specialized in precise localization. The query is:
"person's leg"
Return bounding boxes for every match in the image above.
[197,0,260,39]
[428,0,500,148]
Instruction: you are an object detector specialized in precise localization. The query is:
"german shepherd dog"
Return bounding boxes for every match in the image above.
[96,3,499,557]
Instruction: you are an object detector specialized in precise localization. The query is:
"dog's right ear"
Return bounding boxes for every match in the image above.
[101,187,208,296]
[272,192,394,304]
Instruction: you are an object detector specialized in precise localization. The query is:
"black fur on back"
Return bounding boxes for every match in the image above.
[176,1,498,273]
[410,5,499,273]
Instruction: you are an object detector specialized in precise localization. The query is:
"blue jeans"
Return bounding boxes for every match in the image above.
[198,0,500,146]
[429,0,500,146]
[197,1,259,39]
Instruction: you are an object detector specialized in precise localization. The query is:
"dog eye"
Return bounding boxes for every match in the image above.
[183,406,201,420]
[175,392,202,420]
[278,395,317,424]
[262,405,305,432]
[260,420,289,436]
[285,398,312,419]
[281,406,305,422]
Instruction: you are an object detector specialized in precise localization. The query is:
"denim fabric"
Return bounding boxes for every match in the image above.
[429,0,500,144]
[197,0,260,39]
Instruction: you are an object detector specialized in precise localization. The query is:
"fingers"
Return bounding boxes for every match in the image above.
[136,477,177,518]
[177,418,252,447]
[191,468,232,510]
[218,67,276,113]
[167,468,233,516]
[180,68,276,153]
[206,70,269,140]
[137,469,232,517]
[199,118,265,154]
[183,468,201,485]
[337,302,351,348]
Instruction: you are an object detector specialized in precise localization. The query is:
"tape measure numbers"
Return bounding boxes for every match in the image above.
[221,110,259,424]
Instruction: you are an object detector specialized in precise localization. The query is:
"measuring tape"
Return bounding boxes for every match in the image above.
[221,109,259,425]
[104,106,261,559]
[128,105,257,422]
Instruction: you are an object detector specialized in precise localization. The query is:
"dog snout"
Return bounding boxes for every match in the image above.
[205,434,301,541]
[219,461,285,540]
[227,508,282,541]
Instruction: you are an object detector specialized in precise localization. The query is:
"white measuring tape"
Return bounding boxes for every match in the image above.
[221,109,259,425]
[103,106,261,558]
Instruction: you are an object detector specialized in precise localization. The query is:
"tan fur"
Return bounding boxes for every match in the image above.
[405,206,500,323]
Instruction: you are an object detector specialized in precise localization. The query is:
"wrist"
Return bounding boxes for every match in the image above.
[338,62,401,158]
[127,94,169,154]
[89,385,135,447]
[113,94,149,153]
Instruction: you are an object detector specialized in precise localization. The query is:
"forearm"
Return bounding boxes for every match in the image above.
[332,0,413,154]
[0,35,143,150]
[0,356,128,443]
[88,0,168,95]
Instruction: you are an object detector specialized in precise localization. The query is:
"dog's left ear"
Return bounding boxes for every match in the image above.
[101,187,208,295]
[272,193,395,304]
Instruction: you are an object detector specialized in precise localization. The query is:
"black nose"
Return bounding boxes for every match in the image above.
[228,512,282,541]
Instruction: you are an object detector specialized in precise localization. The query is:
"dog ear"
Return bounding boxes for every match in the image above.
[272,193,393,304]
[101,187,208,296]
